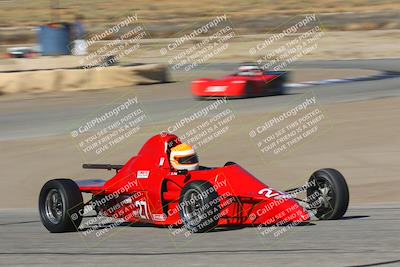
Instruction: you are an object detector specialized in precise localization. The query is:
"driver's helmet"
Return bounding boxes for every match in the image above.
[170,143,199,171]
[238,65,263,76]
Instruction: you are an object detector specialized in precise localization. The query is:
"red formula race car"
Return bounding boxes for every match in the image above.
[39,134,349,233]
[192,64,288,99]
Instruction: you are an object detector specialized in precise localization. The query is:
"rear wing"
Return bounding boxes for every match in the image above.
[82,164,123,172]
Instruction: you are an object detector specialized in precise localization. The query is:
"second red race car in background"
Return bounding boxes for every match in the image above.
[192,64,288,99]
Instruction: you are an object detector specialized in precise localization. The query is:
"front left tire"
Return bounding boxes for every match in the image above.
[39,179,84,233]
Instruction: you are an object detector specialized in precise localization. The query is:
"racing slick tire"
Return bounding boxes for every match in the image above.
[277,73,287,95]
[306,168,349,220]
[276,83,286,95]
[179,181,220,233]
[39,179,84,233]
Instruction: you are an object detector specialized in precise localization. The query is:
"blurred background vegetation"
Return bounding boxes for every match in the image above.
[0,0,399,44]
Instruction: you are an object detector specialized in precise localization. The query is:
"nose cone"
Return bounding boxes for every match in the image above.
[250,198,310,225]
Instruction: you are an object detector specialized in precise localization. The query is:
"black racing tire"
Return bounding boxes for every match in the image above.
[193,96,205,101]
[244,82,253,98]
[39,179,84,233]
[273,75,287,95]
[306,168,349,220]
[277,78,287,95]
[179,181,220,233]
[275,84,286,95]
[271,72,288,95]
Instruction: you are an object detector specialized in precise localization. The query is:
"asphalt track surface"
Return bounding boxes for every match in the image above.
[0,205,399,266]
[1,59,400,141]
[1,59,400,266]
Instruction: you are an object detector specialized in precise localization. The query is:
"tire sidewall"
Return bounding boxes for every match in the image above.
[179,181,220,233]
[39,179,83,232]
[308,168,349,220]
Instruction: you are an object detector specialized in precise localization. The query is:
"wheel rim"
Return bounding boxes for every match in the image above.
[45,189,63,224]
[308,177,335,213]
[182,189,204,223]
[318,181,333,209]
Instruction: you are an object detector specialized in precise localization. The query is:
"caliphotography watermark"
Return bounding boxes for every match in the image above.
[70,96,147,158]
[159,14,237,72]
[161,97,236,151]
[248,93,328,160]
[165,174,237,246]
[250,179,328,240]
[249,14,325,71]
[69,13,149,71]
[67,179,148,247]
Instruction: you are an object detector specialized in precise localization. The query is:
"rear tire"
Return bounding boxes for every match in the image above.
[179,181,220,233]
[306,168,349,220]
[273,75,287,95]
[39,179,84,233]
[224,161,237,167]
[275,84,286,95]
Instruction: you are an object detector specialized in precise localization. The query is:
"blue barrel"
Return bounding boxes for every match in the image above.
[38,23,72,56]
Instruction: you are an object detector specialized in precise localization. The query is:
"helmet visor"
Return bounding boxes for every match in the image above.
[176,154,198,165]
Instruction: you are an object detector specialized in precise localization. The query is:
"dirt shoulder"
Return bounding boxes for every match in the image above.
[116,30,400,63]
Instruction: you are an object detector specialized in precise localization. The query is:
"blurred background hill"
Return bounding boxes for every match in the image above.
[1,0,400,45]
